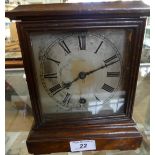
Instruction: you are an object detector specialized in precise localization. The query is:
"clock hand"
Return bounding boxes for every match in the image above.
[52,77,79,95]
[63,76,80,88]
[86,60,119,76]
[86,65,106,76]
[62,59,119,88]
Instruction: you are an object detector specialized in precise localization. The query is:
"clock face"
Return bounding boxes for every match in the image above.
[30,29,129,116]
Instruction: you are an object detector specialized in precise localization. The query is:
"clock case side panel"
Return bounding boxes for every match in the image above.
[124,18,147,118]
[15,18,146,153]
[16,22,43,127]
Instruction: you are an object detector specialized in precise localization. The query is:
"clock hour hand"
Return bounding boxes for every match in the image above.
[63,76,80,88]
[51,77,79,95]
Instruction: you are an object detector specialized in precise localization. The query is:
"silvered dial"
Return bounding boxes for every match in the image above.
[40,32,122,113]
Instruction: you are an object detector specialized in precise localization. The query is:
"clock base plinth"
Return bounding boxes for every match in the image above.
[26,121,142,154]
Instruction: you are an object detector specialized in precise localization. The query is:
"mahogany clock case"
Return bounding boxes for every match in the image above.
[6,1,150,154]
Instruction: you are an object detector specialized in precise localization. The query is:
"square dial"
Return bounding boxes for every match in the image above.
[30,29,131,117]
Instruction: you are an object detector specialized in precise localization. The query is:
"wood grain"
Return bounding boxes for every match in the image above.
[5,1,150,153]
[5,1,149,20]
[27,121,142,154]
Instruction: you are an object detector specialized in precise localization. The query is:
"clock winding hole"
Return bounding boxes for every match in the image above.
[79,98,87,104]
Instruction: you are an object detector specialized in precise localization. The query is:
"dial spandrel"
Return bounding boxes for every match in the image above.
[30,29,129,116]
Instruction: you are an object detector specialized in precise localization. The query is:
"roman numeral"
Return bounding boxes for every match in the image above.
[78,33,86,50]
[104,54,119,66]
[59,40,71,54]
[49,84,63,95]
[47,57,60,65]
[94,41,103,54]
[102,83,114,92]
[107,72,120,77]
[62,93,71,106]
[44,73,57,78]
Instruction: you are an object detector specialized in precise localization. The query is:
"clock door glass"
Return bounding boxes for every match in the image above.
[30,29,131,117]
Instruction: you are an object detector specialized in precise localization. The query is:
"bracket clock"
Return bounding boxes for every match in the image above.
[6,1,149,154]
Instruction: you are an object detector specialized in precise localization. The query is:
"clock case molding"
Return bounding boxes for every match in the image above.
[6,1,150,154]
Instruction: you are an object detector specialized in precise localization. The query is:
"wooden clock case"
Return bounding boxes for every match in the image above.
[6,1,150,154]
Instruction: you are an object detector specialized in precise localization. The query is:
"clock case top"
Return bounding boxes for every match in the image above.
[6,1,149,20]
[6,1,150,153]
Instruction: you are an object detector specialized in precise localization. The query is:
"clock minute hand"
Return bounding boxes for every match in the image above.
[86,60,119,76]
[86,65,106,75]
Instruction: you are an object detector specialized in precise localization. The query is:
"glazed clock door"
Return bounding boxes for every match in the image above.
[30,29,130,118]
